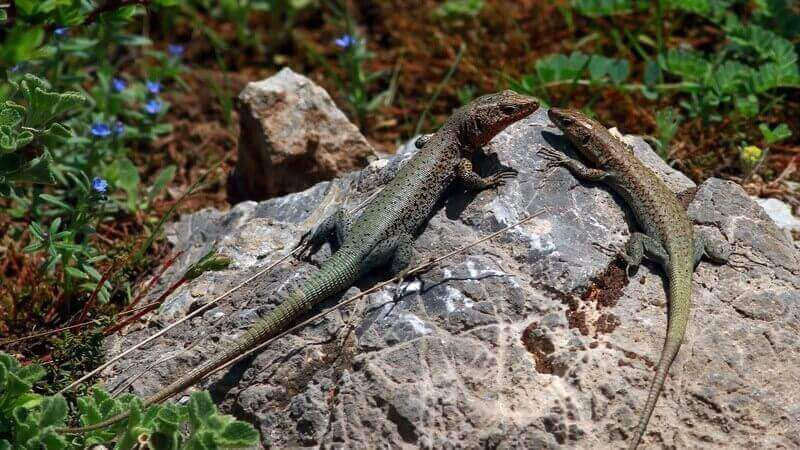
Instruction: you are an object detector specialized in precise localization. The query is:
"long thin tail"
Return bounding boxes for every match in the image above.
[59,250,361,434]
[628,263,692,449]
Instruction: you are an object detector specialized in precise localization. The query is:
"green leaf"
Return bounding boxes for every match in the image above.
[187,391,216,427]
[38,428,69,450]
[734,94,759,118]
[19,75,85,127]
[11,393,43,410]
[106,157,140,211]
[65,266,90,280]
[535,51,590,84]
[216,421,260,446]
[146,165,176,207]
[660,49,711,82]
[38,394,68,428]
[0,26,45,65]
[0,102,25,128]
[759,123,792,144]
[38,194,72,211]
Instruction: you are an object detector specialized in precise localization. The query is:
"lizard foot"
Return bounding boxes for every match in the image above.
[537,147,569,168]
[487,169,518,187]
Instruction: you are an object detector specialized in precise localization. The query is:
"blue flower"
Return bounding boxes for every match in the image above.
[168,44,185,57]
[91,177,108,194]
[54,27,69,37]
[111,77,127,92]
[334,34,356,49]
[113,120,125,136]
[145,80,161,94]
[90,123,111,138]
[143,99,163,115]
[9,65,20,73]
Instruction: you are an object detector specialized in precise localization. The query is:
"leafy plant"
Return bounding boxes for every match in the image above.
[326,15,394,129]
[0,352,259,449]
[759,123,792,145]
[653,108,682,158]
[510,0,800,172]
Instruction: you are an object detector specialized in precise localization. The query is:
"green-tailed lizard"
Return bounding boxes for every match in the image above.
[541,108,729,449]
[60,90,540,433]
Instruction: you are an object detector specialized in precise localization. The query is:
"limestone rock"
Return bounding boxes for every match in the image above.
[106,109,800,449]
[230,67,373,201]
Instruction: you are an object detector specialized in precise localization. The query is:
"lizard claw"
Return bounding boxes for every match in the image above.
[294,230,316,261]
[537,147,570,171]
[488,168,518,187]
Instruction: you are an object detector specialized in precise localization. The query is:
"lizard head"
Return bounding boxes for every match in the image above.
[455,90,539,147]
[548,107,610,165]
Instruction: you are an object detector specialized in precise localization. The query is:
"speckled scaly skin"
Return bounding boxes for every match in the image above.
[542,108,729,449]
[61,90,539,434]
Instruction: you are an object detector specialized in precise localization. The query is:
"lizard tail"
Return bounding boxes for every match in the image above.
[58,291,310,434]
[58,250,362,434]
[628,265,692,450]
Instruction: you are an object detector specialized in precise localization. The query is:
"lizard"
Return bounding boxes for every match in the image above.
[539,108,729,449]
[59,90,540,434]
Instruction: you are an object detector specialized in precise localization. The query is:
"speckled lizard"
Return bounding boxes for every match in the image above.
[541,108,729,449]
[60,90,539,433]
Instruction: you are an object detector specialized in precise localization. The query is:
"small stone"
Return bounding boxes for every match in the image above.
[231,67,374,201]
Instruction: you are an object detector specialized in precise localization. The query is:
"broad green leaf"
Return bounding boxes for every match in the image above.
[38,394,68,428]
[734,94,759,118]
[660,49,711,81]
[0,26,45,65]
[216,421,260,446]
[11,393,43,410]
[759,122,792,144]
[107,157,140,211]
[16,363,46,384]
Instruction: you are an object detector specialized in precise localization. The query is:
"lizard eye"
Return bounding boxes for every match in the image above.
[500,105,517,115]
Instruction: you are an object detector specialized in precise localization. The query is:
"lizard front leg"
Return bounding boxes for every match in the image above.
[539,147,610,182]
[457,158,517,190]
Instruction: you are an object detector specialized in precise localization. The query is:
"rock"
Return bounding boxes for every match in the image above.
[230,67,374,201]
[754,197,800,235]
[105,108,800,449]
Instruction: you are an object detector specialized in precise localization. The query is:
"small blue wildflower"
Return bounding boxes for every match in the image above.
[90,123,111,138]
[334,34,356,49]
[145,80,162,94]
[54,27,69,37]
[9,65,20,73]
[168,44,185,57]
[113,120,125,136]
[91,177,108,194]
[111,77,127,93]
[143,99,163,115]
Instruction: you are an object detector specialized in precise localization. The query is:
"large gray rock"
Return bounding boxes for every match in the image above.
[105,108,800,449]
[230,67,374,201]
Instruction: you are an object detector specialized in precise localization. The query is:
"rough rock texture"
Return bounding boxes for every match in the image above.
[105,108,800,449]
[230,67,374,201]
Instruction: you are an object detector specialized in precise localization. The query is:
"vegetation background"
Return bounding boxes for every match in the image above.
[0,0,797,447]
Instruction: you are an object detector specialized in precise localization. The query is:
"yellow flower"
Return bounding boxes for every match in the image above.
[740,145,763,168]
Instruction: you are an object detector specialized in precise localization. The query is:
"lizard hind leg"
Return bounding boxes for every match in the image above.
[692,229,731,268]
[621,232,669,278]
[296,208,353,260]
